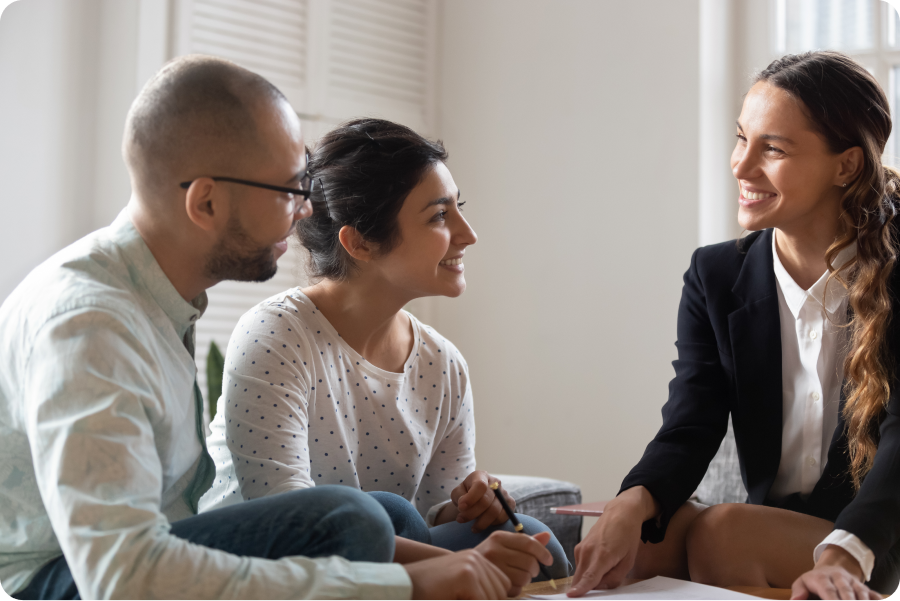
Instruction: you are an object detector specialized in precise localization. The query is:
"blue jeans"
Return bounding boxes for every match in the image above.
[13,486,394,600]
[369,491,572,580]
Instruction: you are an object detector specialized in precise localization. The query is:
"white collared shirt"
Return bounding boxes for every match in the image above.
[770,231,875,580]
[0,209,411,599]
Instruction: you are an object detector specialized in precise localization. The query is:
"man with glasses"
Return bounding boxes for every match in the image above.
[0,55,519,599]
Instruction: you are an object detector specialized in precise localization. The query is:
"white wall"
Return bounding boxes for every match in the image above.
[0,0,138,302]
[434,0,701,520]
[698,0,778,247]
[2,0,705,530]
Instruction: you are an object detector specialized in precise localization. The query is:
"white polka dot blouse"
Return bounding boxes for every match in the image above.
[199,289,476,520]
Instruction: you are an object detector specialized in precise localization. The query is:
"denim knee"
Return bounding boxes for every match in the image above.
[315,487,396,563]
[367,491,431,544]
[251,486,396,563]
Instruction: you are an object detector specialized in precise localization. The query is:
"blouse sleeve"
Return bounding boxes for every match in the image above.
[222,303,317,500]
[418,369,476,520]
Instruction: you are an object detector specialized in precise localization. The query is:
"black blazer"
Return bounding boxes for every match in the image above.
[620,228,900,564]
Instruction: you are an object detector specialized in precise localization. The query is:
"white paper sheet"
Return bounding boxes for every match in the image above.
[529,576,764,600]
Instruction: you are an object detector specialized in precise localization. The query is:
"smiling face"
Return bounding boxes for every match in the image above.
[206,99,311,282]
[368,161,477,298]
[732,81,848,236]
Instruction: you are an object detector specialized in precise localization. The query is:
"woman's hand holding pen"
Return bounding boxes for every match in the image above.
[567,486,659,597]
[450,470,516,532]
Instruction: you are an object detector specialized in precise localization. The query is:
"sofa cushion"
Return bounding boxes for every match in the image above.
[694,416,747,505]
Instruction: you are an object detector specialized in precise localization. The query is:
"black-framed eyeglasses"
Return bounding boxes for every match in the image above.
[179,154,315,198]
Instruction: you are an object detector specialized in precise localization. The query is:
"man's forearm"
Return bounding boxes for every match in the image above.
[392,536,452,564]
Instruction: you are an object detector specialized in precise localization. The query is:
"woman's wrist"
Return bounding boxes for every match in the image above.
[607,486,661,523]
[816,545,864,580]
[433,501,460,525]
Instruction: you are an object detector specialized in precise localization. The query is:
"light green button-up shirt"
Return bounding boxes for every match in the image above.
[0,209,411,599]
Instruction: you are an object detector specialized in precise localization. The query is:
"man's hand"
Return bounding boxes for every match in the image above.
[790,546,881,600]
[450,471,516,532]
[567,487,658,597]
[404,550,512,599]
[474,530,554,597]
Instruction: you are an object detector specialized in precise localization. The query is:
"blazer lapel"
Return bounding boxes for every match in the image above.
[727,229,784,504]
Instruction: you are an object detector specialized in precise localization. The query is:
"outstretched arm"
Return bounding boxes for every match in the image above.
[403,530,552,598]
[24,309,410,599]
[567,486,661,597]
[568,248,731,597]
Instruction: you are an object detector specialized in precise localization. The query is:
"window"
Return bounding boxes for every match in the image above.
[777,0,876,54]
[773,0,900,164]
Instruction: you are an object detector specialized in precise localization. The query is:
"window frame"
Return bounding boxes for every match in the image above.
[767,0,900,164]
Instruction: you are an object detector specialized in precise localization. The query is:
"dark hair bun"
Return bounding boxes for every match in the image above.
[297,118,448,280]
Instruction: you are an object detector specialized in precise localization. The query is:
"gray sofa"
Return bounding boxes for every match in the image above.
[497,474,583,566]
[694,416,747,505]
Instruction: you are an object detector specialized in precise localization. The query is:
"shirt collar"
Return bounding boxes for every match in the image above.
[110,208,208,335]
[772,230,856,319]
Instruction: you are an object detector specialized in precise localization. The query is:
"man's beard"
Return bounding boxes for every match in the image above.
[204,215,280,283]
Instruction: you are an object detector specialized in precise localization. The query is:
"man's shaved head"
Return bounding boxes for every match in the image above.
[123,55,289,201]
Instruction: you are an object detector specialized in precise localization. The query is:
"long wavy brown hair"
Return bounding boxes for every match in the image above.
[758,51,900,489]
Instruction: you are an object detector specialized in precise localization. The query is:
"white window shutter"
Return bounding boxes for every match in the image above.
[171,0,440,423]
[174,0,311,111]
[312,0,438,133]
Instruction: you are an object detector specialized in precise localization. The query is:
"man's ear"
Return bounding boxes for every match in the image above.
[338,225,376,262]
[184,178,227,232]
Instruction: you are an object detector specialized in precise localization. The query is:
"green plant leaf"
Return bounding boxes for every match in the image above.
[207,340,225,423]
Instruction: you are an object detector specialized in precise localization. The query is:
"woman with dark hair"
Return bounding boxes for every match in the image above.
[567,51,900,600]
[200,118,569,593]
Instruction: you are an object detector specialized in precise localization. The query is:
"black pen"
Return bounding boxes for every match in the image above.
[490,481,558,590]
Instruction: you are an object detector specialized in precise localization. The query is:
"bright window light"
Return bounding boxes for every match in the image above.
[781,0,874,53]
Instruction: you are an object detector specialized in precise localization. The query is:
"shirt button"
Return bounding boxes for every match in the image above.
[810,330,818,339]
[812,392,821,401]
[806,456,817,467]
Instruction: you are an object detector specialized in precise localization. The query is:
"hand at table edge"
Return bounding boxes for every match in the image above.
[790,546,881,600]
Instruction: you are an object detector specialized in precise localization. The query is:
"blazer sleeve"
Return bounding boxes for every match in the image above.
[832,380,900,561]
[619,246,733,543]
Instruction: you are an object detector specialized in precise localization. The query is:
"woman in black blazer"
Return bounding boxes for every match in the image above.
[567,51,900,600]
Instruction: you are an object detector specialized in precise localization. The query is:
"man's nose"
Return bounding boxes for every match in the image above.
[293,198,312,220]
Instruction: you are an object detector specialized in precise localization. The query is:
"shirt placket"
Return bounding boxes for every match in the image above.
[797,298,825,493]
[181,322,216,513]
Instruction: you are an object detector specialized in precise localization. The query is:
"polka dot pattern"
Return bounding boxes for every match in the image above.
[202,288,476,518]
